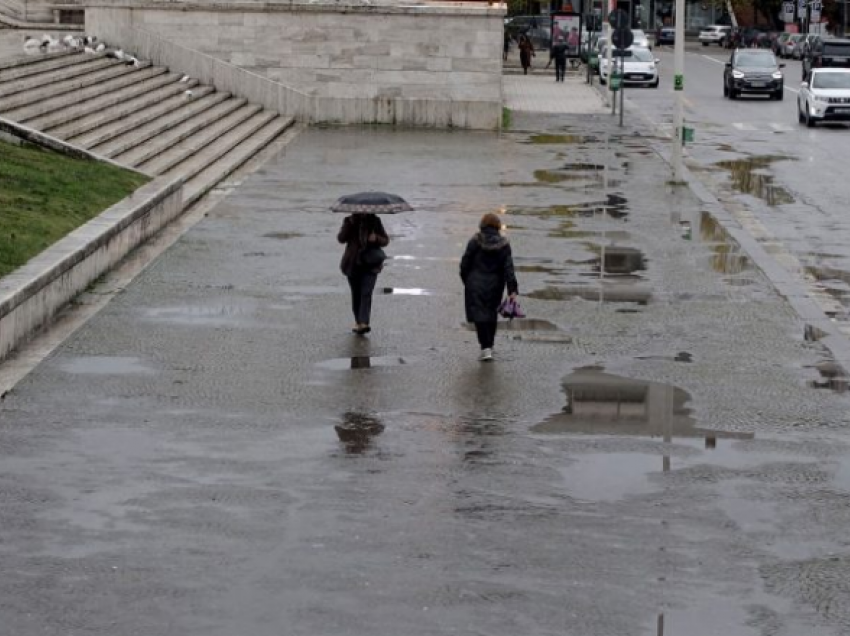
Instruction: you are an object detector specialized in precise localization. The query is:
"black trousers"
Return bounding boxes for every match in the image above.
[554,58,566,81]
[474,321,498,349]
[348,270,378,325]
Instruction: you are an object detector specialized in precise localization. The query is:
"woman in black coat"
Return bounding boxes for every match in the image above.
[460,213,519,361]
[338,213,390,335]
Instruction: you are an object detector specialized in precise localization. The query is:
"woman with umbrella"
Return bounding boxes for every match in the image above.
[460,213,519,361]
[334,192,411,335]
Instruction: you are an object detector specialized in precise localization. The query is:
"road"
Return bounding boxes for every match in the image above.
[622,43,850,320]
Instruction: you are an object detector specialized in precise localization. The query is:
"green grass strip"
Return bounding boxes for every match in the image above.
[0,140,149,278]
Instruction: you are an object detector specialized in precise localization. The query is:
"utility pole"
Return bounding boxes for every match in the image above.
[671,0,685,181]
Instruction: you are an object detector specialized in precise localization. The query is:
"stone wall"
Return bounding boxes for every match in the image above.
[86,1,505,129]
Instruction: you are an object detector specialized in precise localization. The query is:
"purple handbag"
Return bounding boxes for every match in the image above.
[498,297,525,320]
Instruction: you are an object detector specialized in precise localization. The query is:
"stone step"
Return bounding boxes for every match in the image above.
[0,51,97,84]
[111,97,252,167]
[136,104,268,176]
[81,89,229,156]
[183,117,297,207]
[40,76,205,138]
[0,56,115,98]
[2,66,166,124]
[0,49,71,72]
[0,60,151,114]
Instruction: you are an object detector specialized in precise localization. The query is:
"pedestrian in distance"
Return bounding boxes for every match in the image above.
[338,213,390,335]
[460,213,519,362]
[547,36,568,81]
[518,34,535,75]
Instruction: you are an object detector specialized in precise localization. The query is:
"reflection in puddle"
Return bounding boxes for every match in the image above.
[533,368,754,501]
[262,232,303,240]
[700,212,751,274]
[316,356,410,370]
[335,411,385,454]
[533,367,752,442]
[714,155,795,206]
[381,288,433,295]
[595,246,645,274]
[508,195,629,220]
[809,360,849,393]
[143,302,257,326]
[527,134,597,144]
[527,285,652,304]
[58,356,155,375]
[636,352,694,363]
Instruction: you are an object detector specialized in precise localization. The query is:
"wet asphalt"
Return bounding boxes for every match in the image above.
[3,111,850,635]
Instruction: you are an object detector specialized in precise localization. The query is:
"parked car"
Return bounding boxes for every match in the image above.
[699,25,732,47]
[600,46,660,88]
[505,15,542,41]
[784,33,805,59]
[631,29,651,49]
[590,36,607,74]
[798,68,850,127]
[803,37,850,80]
[723,48,785,100]
[655,26,675,45]
[773,32,792,56]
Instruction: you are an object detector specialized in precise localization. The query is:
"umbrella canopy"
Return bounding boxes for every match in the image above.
[330,191,413,214]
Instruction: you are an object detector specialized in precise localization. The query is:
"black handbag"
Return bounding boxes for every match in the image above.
[359,246,387,266]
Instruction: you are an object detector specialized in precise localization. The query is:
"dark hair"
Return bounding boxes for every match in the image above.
[479,213,502,230]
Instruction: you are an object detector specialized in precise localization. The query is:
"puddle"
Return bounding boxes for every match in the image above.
[381,288,433,295]
[527,285,652,304]
[562,162,605,171]
[500,319,560,331]
[808,360,849,393]
[714,155,795,206]
[532,367,752,442]
[533,369,755,501]
[262,232,303,240]
[316,356,411,370]
[58,356,155,375]
[142,302,256,326]
[636,352,694,363]
[699,212,751,274]
[595,246,645,274]
[391,255,459,262]
[533,169,573,184]
[508,195,629,220]
[516,264,567,274]
[527,134,596,144]
[335,411,385,454]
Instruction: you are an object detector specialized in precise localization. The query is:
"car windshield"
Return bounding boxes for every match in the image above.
[812,72,850,89]
[823,43,850,55]
[736,52,777,67]
[631,48,654,62]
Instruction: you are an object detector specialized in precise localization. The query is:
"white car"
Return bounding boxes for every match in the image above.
[699,25,731,47]
[630,29,651,49]
[600,47,660,88]
[797,68,850,127]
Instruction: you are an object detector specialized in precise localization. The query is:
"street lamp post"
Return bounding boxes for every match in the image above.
[670,0,685,180]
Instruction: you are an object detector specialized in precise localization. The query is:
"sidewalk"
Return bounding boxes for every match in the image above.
[1,76,849,634]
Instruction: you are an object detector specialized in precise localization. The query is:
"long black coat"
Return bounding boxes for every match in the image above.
[337,214,389,277]
[460,228,519,323]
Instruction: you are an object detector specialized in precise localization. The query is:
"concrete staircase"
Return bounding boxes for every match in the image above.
[0,50,296,207]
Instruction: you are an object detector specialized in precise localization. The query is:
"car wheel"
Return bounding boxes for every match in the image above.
[805,105,816,128]
[723,82,729,97]
[729,88,737,100]
[651,79,659,88]
[798,104,805,123]
[775,88,784,101]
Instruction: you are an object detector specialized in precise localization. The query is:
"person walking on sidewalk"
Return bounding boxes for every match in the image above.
[547,37,568,81]
[460,213,519,362]
[518,34,535,75]
[338,213,390,335]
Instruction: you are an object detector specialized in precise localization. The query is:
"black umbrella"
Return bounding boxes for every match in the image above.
[330,191,413,214]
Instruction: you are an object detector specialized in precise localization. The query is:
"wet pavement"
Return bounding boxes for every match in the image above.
[3,111,850,634]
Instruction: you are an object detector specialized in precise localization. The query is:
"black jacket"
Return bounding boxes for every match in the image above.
[337,214,389,277]
[459,227,518,323]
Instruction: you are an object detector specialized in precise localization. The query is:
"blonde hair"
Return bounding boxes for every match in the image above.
[479,213,502,230]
